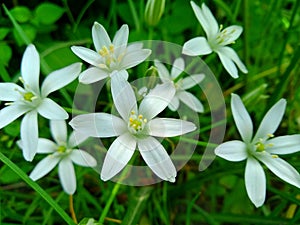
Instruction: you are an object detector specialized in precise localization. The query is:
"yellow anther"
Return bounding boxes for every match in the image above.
[272,155,279,158]
[267,134,274,138]
[143,119,147,123]
[131,110,135,115]
[138,115,143,119]
[99,46,109,56]
[109,44,114,52]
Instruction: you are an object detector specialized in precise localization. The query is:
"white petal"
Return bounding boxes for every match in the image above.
[126,42,143,52]
[41,63,82,97]
[182,37,212,56]
[191,2,219,38]
[0,104,29,129]
[154,60,171,82]
[217,49,239,78]
[245,157,266,207]
[50,120,67,144]
[37,98,68,120]
[36,138,57,153]
[253,99,286,143]
[69,113,127,138]
[257,153,300,188]
[138,136,176,182]
[111,72,137,121]
[0,83,22,101]
[120,49,152,69]
[221,25,243,45]
[168,96,180,111]
[70,150,97,167]
[139,82,176,120]
[20,111,38,161]
[177,91,204,113]
[231,93,253,143]
[71,46,101,67]
[113,24,129,56]
[101,133,136,181]
[267,135,300,155]
[68,131,87,148]
[92,22,111,52]
[180,74,205,90]
[215,140,248,161]
[59,158,76,195]
[171,58,185,80]
[217,46,248,74]
[78,67,109,84]
[29,155,60,180]
[21,44,40,94]
[148,118,196,137]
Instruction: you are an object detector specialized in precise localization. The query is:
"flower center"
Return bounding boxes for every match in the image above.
[128,110,147,134]
[23,91,35,102]
[98,44,117,68]
[215,25,237,45]
[254,134,274,152]
[57,145,67,153]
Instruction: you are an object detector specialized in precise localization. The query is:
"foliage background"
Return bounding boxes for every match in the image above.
[0,0,300,224]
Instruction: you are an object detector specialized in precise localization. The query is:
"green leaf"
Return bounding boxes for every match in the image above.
[10,6,32,23]
[0,28,10,40]
[13,24,36,46]
[35,3,65,25]
[0,43,12,65]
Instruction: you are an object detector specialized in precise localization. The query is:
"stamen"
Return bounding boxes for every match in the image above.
[128,111,147,133]
[272,155,279,158]
[57,145,67,153]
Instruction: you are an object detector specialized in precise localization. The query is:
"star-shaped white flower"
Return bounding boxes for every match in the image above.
[155,57,205,112]
[26,120,97,195]
[182,1,248,78]
[0,44,81,161]
[71,22,152,84]
[215,94,300,207]
[70,72,196,182]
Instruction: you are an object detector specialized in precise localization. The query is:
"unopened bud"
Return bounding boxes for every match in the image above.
[144,0,165,27]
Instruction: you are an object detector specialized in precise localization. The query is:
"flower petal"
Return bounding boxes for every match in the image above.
[139,82,176,120]
[113,24,129,55]
[92,22,111,52]
[253,99,286,143]
[20,111,38,161]
[215,140,248,162]
[29,155,60,180]
[191,2,219,38]
[120,49,152,69]
[0,83,22,101]
[154,60,171,82]
[257,153,300,188]
[0,103,29,129]
[36,138,57,153]
[182,37,212,56]
[138,136,176,182]
[245,157,266,207]
[37,98,68,120]
[216,49,239,78]
[267,135,300,155]
[217,46,248,74]
[148,118,196,137]
[180,74,205,90]
[41,63,82,97]
[101,133,136,181]
[221,25,243,45]
[168,96,180,111]
[21,44,40,94]
[78,67,109,84]
[231,93,253,143]
[68,132,87,148]
[71,46,101,67]
[111,71,137,121]
[50,120,67,144]
[59,158,76,194]
[69,113,127,138]
[70,150,97,167]
[171,58,185,80]
[177,91,204,113]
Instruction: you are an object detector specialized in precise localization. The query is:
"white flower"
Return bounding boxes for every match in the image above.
[182,1,248,78]
[26,120,97,195]
[155,57,205,112]
[71,22,152,84]
[70,72,196,182]
[0,44,81,161]
[215,94,300,207]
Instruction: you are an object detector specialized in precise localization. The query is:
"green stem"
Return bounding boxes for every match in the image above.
[0,151,76,225]
[128,0,141,31]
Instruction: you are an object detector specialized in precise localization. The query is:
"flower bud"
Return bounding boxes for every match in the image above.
[144,0,166,27]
